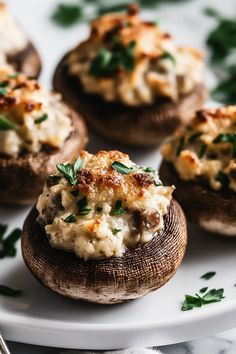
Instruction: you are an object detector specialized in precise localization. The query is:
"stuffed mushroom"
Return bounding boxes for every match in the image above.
[53,4,207,147]
[0,2,41,77]
[22,150,187,304]
[0,67,87,205]
[160,106,236,236]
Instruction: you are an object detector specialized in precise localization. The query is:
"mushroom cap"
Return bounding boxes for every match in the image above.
[7,41,41,79]
[0,108,88,206]
[21,199,187,304]
[160,161,236,237]
[53,53,208,148]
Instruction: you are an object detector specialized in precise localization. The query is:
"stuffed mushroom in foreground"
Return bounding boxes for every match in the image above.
[0,2,41,77]
[0,68,87,205]
[53,4,207,147]
[160,106,236,236]
[22,150,187,304]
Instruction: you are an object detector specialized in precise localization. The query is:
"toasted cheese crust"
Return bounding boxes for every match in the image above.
[0,68,73,157]
[37,150,174,260]
[0,3,27,57]
[161,106,236,191]
[67,4,204,106]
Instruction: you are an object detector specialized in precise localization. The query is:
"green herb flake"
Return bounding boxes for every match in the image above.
[188,131,203,143]
[0,115,17,131]
[143,167,155,173]
[8,73,20,79]
[112,228,122,235]
[111,200,126,215]
[35,113,48,124]
[176,137,185,156]
[0,225,21,259]
[0,284,22,297]
[215,171,229,189]
[200,287,208,294]
[182,288,224,311]
[63,214,76,223]
[0,88,7,96]
[0,80,9,88]
[51,3,82,27]
[90,40,136,78]
[161,51,176,64]
[198,143,207,158]
[77,197,92,216]
[111,161,136,174]
[201,271,216,280]
[56,156,83,186]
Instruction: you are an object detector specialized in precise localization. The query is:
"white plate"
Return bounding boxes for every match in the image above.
[1,134,236,350]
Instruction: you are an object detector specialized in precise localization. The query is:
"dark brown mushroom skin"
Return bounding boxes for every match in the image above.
[0,109,88,206]
[7,41,41,79]
[53,53,208,147]
[160,161,236,235]
[21,199,187,304]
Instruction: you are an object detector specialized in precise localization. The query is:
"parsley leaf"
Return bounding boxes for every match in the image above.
[182,288,224,311]
[35,113,48,124]
[0,115,17,131]
[90,40,136,77]
[161,51,176,64]
[111,200,126,215]
[0,284,22,297]
[77,197,92,215]
[51,3,82,27]
[112,228,122,235]
[63,214,76,223]
[56,156,83,186]
[0,225,21,259]
[111,161,136,174]
[201,271,216,280]
[200,287,208,294]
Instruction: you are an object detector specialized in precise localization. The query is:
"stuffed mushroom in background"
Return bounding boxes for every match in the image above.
[53,4,207,147]
[22,150,187,304]
[0,67,87,205]
[0,2,41,77]
[160,106,236,237]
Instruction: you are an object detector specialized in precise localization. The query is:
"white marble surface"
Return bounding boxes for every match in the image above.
[2,0,236,352]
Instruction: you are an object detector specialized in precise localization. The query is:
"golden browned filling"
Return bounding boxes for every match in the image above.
[0,2,27,58]
[37,150,174,260]
[67,4,204,106]
[161,106,236,191]
[0,68,73,157]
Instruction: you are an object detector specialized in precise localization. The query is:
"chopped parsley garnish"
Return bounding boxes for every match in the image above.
[213,133,236,157]
[0,284,22,297]
[112,228,122,235]
[90,40,136,78]
[176,137,185,156]
[0,224,21,259]
[77,197,92,215]
[188,131,203,143]
[215,171,229,189]
[0,88,7,96]
[143,167,155,173]
[201,271,216,280]
[8,73,19,79]
[198,143,207,158]
[51,3,82,27]
[0,80,9,88]
[111,161,136,174]
[56,156,83,186]
[200,287,208,294]
[0,115,17,131]
[35,113,48,124]
[63,214,76,223]
[111,200,126,215]
[161,51,176,64]
[70,190,79,197]
[182,288,224,311]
